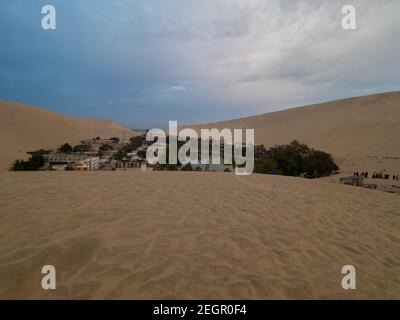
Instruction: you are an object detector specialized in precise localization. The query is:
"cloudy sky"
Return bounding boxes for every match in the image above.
[1,0,399,128]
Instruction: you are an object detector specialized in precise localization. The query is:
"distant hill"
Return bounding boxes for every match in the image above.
[188,92,400,174]
[0,100,135,170]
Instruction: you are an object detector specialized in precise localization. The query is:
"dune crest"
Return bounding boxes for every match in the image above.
[187,92,400,173]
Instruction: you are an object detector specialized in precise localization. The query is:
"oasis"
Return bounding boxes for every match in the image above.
[146,121,254,175]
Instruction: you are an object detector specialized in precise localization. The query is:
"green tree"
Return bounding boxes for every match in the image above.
[11,151,45,171]
[99,144,113,152]
[130,134,147,150]
[181,163,193,171]
[304,150,339,178]
[254,140,338,178]
[73,143,91,152]
[58,143,73,153]
[164,164,178,171]
[114,144,134,161]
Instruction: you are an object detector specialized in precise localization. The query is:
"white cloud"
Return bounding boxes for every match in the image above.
[168,86,186,92]
[1,0,399,126]
[110,0,400,114]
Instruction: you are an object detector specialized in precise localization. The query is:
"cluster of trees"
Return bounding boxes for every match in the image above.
[142,137,338,178]
[58,142,91,153]
[254,140,338,178]
[114,145,133,161]
[151,136,197,171]
[56,135,148,160]
[130,134,147,150]
[58,143,73,153]
[72,143,91,152]
[114,134,147,160]
[97,144,113,157]
[11,150,49,171]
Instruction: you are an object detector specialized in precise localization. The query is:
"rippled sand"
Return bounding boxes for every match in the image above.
[0,171,399,299]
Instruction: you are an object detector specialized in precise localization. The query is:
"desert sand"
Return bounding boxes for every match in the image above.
[0,171,399,299]
[188,92,400,176]
[0,100,135,170]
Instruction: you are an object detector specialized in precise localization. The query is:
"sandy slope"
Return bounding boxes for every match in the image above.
[0,171,399,299]
[187,92,400,175]
[0,100,135,170]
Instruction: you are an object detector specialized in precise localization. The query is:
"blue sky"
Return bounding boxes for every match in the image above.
[1,0,399,128]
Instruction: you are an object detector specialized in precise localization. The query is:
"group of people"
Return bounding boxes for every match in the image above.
[372,172,390,180]
[354,170,400,181]
[371,171,399,181]
[353,171,369,179]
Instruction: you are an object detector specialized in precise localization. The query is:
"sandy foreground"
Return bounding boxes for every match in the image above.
[0,171,399,299]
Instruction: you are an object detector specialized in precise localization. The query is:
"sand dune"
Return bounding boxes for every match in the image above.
[0,171,399,299]
[2,92,400,175]
[1,94,399,299]
[0,100,135,170]
[188,92,400,175]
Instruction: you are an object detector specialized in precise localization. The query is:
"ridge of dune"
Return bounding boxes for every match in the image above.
[189,92,400,156]
[188,91,400,174]
[0,100,135,170]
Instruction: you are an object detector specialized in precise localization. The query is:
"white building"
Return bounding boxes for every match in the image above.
[47,153,90,165]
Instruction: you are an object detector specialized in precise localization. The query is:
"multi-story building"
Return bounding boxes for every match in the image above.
[46,153,90,165]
